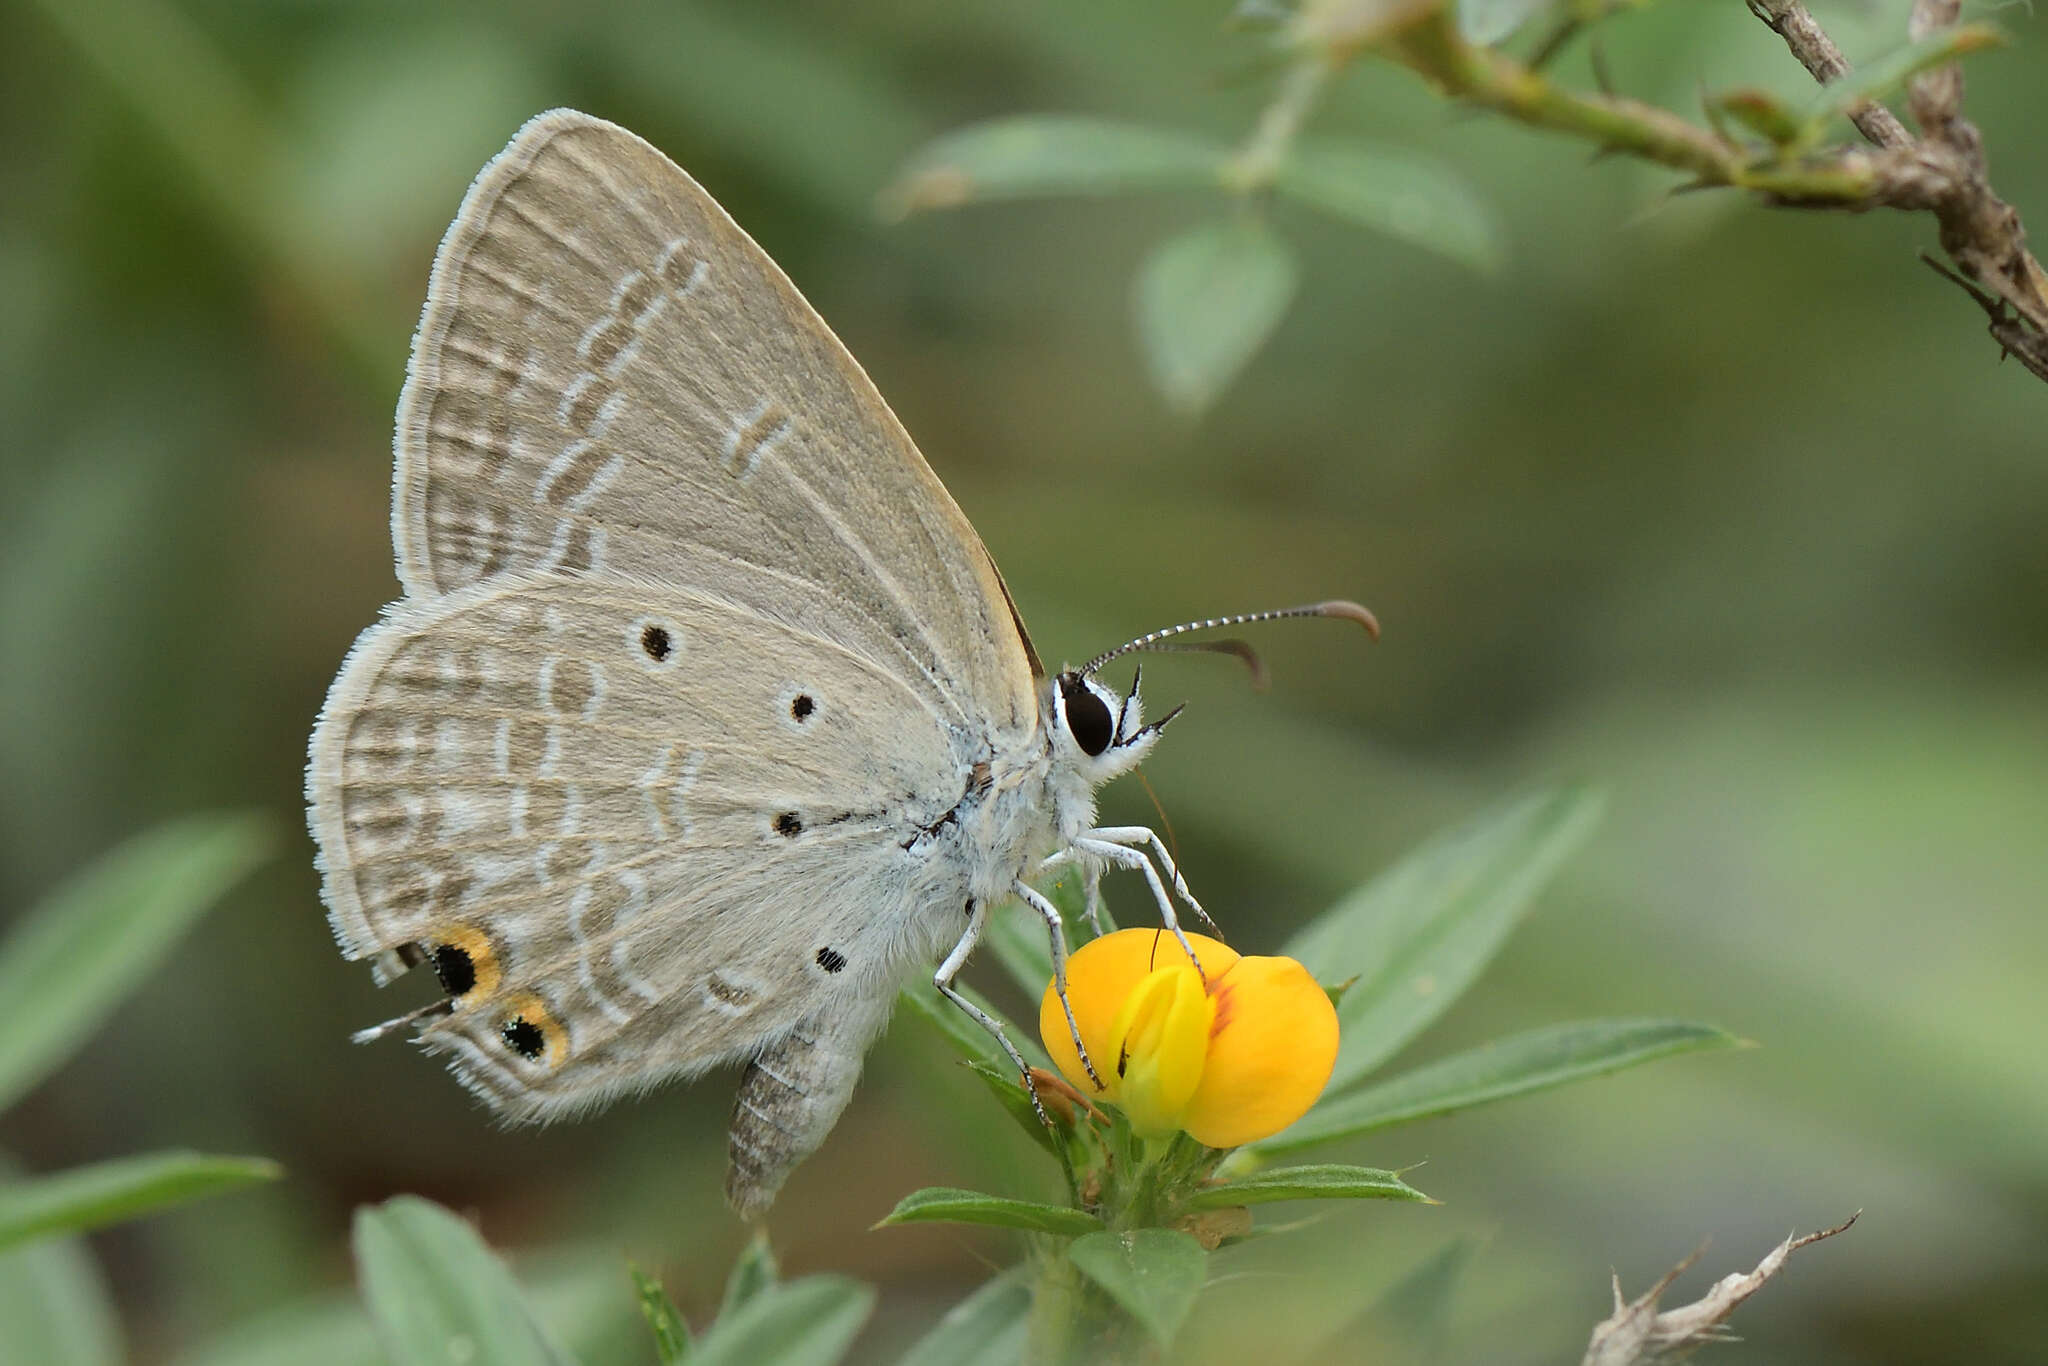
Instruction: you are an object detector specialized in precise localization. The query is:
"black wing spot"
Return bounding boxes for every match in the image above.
[640,624,672,662]
[502,1016,546,1060]
[816,946,847,973]
[430,942,476,998]
[774,811,802,837]
[790,693,815,721]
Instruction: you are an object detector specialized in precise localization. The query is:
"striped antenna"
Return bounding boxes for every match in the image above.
[1080,600,1379,678]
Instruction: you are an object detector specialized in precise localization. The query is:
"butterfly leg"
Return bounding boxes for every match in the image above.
[935,898,1053,1123]
[1081,865,1111,937]
[1083,825,1220,938]
[1014,879,1102,1089]
[1067,837,1210,979]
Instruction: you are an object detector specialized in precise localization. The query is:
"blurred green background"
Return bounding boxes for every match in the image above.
[3,0,2044,1361]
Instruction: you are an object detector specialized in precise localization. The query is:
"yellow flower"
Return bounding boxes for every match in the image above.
[1038,929,1338,1149]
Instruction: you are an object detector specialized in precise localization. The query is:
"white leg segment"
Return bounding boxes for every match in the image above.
[1070,837,1209,979]
[1086,825,1219,935]
[933,898,1049,1123]
[1081,865,1110,936]
[1014,878,1101,1087]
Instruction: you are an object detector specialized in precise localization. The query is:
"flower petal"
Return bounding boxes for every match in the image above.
[1108,965,1215,1138]
[1179,955,1338,1149]
[1039,929,1238,1098]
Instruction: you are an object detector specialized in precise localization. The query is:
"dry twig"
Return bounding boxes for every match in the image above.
[1581,1213,1860,1365]
[1748,0,2048,382]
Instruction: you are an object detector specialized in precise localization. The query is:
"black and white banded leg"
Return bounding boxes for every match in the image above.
[1014,878,1101,1088]
[934,897,1053,1121]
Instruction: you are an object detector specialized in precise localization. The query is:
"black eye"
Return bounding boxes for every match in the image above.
[1060,674,1114,757]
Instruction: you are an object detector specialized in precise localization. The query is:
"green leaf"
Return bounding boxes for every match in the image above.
[0,813,276,1110]
[632,1265,691,1365]
[898,984,1045,1073]
[1258,1018,1741,1155]
[0,1150,280,1251]
[1066,1229,1206,1348]
[690,1276,874,1366]
[877,1186,1103,1237]
[1287,787,1604,1092]
[352,1196,575,1366]
[1134,219,1299,417]
[1274,141,1502,273]
[1708,88,1808,148]
[882,116,1228,218]
[984,902,1056,1001]
[0,1172,120,1366]
[895,1270,1030,1366]
[1808,24,2004,124]
[718,1230,778,1320]
[963,1063,1064,1159]
[1458,0,1557,45]
[1182,1163,1430,1209]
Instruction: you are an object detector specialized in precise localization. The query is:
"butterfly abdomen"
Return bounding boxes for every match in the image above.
[725,989,895,1220]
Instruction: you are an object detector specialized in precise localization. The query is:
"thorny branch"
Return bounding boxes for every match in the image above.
[1748,0,2048,382]
[1581,1213,1861,1366]
[1300,0,2048,385]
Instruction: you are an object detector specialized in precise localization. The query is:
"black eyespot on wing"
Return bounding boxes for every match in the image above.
[774,811,802,837]
[640,624,672,661]
[816,946,846,973]
[1059,673,1114,757]
[790,694,815,721]
[502,1016,546,1060]
[430,942,476,998]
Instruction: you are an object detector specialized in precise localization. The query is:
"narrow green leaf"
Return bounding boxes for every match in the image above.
[0,813,276,1110]
[352,1196,574,1366]
[0,1150,280,1251]
[895,1270,1030,1366]
[1135,219,1298,417]
[1287,787,1604,1092]
[963,1063,1064,1159]
[0,1211,119,1366]
[632,1266,691,1365]
[1258,1018,1740,1155]
[1708,88,1807,147]
[1458,0,1558,45]
[882,116,1228,218]
[984,904,1056,1002]
[690,1276,874,1366]
[718,1230,777,1321]
[877,1186,1103,1237]
[1183,1163,1430,1208]
[897,984,1045,1072]
[1066,1229,1205,1348]
[1275,141,1502,273]
[1809,24,2004,122]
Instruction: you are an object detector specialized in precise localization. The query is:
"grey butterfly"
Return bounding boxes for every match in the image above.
[306,109,1375,1219]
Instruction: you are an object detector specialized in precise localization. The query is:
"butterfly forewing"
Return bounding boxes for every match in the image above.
[393,109,1036,734]
[310,573,974,1118]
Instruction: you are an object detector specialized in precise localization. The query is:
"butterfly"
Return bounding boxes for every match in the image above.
[306,109,1375,1218]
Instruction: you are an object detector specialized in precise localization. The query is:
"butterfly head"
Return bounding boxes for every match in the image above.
[1048,600,1382,783]
[1050,666,1175,782]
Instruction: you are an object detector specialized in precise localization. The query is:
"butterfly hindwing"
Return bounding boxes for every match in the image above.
[308,573,973,1119]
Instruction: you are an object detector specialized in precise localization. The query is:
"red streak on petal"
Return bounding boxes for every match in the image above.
[1207,975,1237,1040]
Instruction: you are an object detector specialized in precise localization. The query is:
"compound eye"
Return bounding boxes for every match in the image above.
[1060,674,1115,757]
